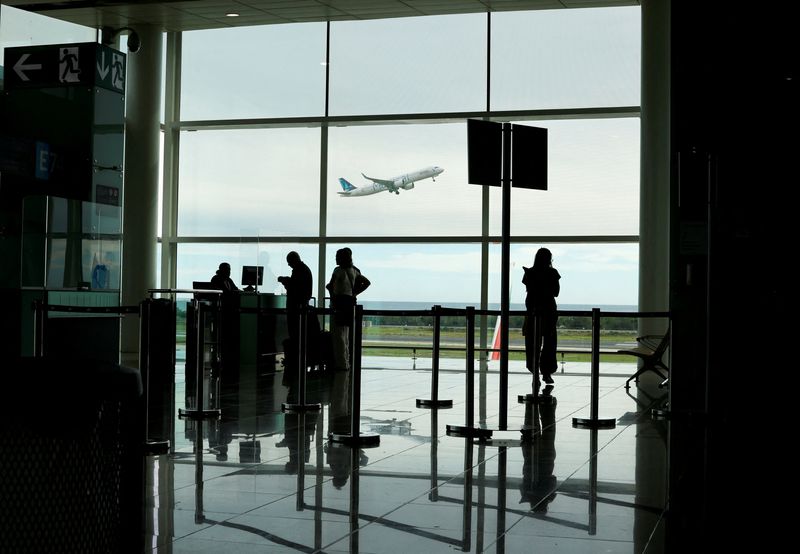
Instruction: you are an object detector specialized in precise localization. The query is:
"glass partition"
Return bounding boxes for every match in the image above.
[176,242,319,297]
[21,196,122,290]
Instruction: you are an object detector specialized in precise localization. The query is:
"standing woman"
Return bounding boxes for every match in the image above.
[325,247,370,432]
[326,247,361,373]
[523,248,561,385]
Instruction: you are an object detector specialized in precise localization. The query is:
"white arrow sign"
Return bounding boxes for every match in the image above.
[13,53,42,81]
[96,50,109,80]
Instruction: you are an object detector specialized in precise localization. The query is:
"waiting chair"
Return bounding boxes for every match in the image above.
[619,327,670,390]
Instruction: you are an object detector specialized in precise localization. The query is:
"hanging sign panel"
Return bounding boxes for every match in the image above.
[3,42,126,94]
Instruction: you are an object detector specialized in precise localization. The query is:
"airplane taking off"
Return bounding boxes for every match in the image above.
[338,165,444,197]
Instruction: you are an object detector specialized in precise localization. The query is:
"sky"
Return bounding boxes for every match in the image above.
[1,5,642,308]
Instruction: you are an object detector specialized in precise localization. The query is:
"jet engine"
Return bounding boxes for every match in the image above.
[401,182,415,190]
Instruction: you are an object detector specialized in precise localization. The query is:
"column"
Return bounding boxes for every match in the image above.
[120,25,163,365]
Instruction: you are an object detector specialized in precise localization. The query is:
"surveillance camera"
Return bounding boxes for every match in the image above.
[127,31,141,53]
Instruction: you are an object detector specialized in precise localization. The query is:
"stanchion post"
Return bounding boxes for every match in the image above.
[590,308,600,421]
[350,304,362,438]
[572,308,615,429]
[329,304,379,446]
[432,304,441,402]
[446,306,492,439]
[417,304,453,408]
[283,305,321,413]
[298,306,307,406]
[466,306,475,429]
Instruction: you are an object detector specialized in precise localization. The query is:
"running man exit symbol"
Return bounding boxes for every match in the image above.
[59,47,80,83]
[112,53,124,90]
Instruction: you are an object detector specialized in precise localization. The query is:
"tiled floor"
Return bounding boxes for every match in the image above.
[143,358,669,553]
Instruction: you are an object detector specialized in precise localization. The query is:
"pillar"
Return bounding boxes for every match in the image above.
[121,25,163,365]
[638,0,671,333]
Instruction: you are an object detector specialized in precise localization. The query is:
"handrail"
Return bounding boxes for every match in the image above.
[32,302,140,315]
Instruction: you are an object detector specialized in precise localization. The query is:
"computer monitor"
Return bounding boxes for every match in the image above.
[241,265,264,290]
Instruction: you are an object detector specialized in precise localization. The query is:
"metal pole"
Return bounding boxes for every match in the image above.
[446,307,492,439]
[500,122,512,432]
[350,304,362,439]
[591,308,600,421]
[298,306,307,407]
[572,308,615,428]
[466,306,475,430]
[195,300,204,414]
[432,304,441,402]
[330,304,379,446]
[496,446,507,552]
[429,408,439,502]
[461,440,473,552]
[417,305,453,408]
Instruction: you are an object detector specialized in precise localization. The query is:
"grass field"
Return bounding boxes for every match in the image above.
[175,319,637,363]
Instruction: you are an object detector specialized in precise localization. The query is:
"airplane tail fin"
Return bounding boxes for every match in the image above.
[338,178,357,192]
[490,316,501,361]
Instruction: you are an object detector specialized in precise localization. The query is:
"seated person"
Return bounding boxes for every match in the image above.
[210,262,239,292]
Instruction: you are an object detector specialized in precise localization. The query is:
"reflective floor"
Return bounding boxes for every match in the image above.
[144,361,669,553]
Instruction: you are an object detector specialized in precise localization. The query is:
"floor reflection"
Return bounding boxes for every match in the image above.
[145,366,669,553]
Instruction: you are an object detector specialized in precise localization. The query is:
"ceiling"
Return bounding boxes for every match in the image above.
[3,0,639,32]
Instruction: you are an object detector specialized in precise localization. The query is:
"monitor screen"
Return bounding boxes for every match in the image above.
[241,265,264,287]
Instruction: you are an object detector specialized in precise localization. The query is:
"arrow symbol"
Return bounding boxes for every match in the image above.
[96,51,109,80]
[13,53,42,81]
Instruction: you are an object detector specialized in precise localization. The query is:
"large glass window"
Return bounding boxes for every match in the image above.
[489,118,640,236]
[0,5,94,61]
[180,23,326,120]
[329,14,486,115]
[490,7,641,111]
[488,243,639,309]
[178,128,321,237]
[325,243,483,306]
[327,122,481,237]
[168,7,642,313]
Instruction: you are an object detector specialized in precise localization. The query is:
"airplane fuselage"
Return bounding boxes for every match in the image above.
[338,165,443,197]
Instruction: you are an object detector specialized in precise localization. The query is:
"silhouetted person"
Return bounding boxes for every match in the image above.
[325,247,370,434]
[523,248,560,385]
[278,251,313,341]
[520,387,557,512]
[326,441,368,489]
[210,262,238,292]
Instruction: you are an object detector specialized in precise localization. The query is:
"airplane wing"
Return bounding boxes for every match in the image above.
[362,173,398,193]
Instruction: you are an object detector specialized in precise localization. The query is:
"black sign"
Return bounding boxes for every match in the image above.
[511,124,547,191]
[467,119,503,187]
[467,119,547,190]
[3,42,126,94]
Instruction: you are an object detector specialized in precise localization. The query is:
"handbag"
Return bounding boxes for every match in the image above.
[353,273,371,296]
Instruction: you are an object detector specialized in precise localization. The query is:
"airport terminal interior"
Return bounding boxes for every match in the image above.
[0,1,795,553]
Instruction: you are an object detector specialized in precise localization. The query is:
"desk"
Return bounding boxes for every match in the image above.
[184,292,289,446]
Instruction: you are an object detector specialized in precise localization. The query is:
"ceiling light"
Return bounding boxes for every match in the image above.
[226,13,240,17]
